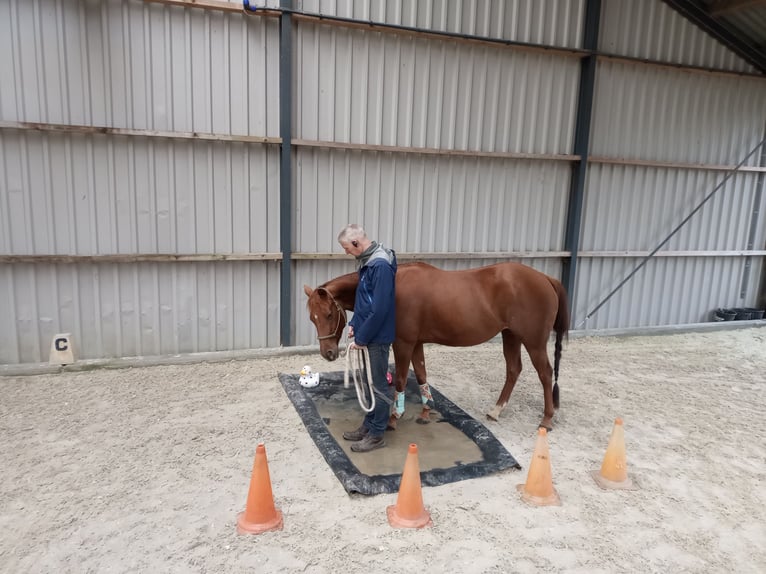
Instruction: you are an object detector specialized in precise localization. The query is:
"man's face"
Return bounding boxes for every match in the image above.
[340,240,363,257]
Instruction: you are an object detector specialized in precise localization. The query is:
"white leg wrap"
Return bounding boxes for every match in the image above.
[394,391,406,417]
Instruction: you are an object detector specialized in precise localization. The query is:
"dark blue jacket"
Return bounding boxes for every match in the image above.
[349,243,397,346]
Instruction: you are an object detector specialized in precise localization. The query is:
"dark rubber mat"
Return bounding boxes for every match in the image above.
[279,369,521,495]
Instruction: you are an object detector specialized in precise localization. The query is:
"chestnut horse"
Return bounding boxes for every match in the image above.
[303,261,569,430]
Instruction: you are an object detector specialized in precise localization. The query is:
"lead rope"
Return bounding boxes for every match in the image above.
[344,344,376,413]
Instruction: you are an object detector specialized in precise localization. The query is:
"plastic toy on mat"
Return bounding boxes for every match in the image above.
[299,365,320,388]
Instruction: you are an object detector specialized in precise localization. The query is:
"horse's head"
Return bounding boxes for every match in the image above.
[303,284,347,361]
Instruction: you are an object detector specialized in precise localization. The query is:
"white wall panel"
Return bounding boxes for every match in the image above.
[0,0,283,364]
[600,0,756,73]
[575,256,763,330]
[299,0,585,49]
[296,22,580,153]
[294,148,570,255]
[0,0,279,136]
[0,131,280,255]
[591,60,766,166]
[0,262,280,364]
[582,166,762,253]
[575,164,766,329]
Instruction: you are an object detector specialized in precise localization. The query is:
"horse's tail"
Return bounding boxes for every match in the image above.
[548,277,570,409]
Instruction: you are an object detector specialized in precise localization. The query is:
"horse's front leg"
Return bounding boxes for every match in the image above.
[388,341,414,431]
[411,343,434,424]
[487,330,522,421]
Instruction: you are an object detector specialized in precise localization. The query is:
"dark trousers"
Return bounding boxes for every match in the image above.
[363,343,393,436]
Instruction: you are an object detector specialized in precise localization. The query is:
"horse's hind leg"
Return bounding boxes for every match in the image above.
[527,345,555,431]
[487,330,522,421]
[411,343,434,424]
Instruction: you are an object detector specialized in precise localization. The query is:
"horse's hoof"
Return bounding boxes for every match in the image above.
[538,423,553,432]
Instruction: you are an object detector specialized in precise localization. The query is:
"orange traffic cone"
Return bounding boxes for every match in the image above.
[387,444,433,528]
[237,443,284,534]
[516,428,561,506]
[591,418,637,490]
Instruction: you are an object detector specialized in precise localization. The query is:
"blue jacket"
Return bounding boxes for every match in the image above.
[349,243,397,346]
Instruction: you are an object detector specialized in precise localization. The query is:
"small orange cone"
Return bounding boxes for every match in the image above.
[237,443,284,534]
[591,418,637,490]
[516,428,561,506]
[387,443,433,528]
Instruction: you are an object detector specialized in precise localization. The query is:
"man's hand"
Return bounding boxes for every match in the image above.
[348,326,355,338]
[348,340,366,351]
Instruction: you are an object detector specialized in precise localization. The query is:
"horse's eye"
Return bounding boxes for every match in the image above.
[326,313,332,320]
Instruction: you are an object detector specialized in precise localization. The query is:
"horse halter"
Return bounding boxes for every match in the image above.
[316,290,347,341]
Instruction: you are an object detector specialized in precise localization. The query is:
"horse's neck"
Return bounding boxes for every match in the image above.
[327,274,358,310]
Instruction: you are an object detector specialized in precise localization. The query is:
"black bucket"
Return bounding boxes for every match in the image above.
[732,308,753,320]
[743,308,765,320]
[714,308,736,321]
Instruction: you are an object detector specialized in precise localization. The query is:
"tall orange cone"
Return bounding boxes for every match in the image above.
[237,443,284,534]
[591,418,637,490]
[516,428,561,506]
[387,444,433,528]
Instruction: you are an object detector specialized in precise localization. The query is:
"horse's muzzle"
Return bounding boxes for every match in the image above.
[323,348,339,361]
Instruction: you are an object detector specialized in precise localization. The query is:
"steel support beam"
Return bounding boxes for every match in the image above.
[279,0,294,346]
[562,0,601,323]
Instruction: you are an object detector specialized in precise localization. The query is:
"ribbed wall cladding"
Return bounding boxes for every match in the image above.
[600,0,756,73]
[591,60,766,165]
[295,23,580,151]
[298,0,586,49]
[0,0,280,135]
[1,0,765,363]
[1,261,281,364]
[295,149,570,254]
[0,131,280,256]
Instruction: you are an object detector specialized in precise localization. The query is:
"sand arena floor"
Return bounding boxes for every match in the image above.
[1,326,765,573]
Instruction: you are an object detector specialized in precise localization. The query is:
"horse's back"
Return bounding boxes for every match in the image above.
[394,262,561,346]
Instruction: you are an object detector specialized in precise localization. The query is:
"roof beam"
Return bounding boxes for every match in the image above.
[708,0,766,16]
[662,0,766,74]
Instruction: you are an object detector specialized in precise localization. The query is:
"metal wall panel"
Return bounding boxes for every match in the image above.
[295,22,581,151]
[299,0,585,49]
[0,0,279,136]
[295,148,570,252]
[591,59,766,165]
[0,262,280,364]
[575,256,763,330]
[0,0,282,363]
[0,131,280,255]
[600,0,756,73]
[581,166,762,253]
[575,164,766,329]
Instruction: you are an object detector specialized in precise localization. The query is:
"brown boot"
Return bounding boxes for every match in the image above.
[342,424,368,441]
[350,435,386,452]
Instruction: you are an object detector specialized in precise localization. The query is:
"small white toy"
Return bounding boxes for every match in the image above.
[299,365,320,388]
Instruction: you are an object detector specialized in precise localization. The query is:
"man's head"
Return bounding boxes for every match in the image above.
[337,224,371,257]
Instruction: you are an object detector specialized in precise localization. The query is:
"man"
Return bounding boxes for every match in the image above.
[337,224,397,453]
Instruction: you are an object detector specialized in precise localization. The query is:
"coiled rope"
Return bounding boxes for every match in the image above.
[344,344,376,413]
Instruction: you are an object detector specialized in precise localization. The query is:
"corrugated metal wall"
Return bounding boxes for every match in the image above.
[577,17,766,329]
[2,0,765,364]
[0,0,282,363]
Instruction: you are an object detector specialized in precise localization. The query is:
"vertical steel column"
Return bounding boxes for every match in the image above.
[744,123,766,305]
[561,0,601,324]
[279,0,293,346]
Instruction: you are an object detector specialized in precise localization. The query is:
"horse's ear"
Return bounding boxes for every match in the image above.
[303,284,313,298]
